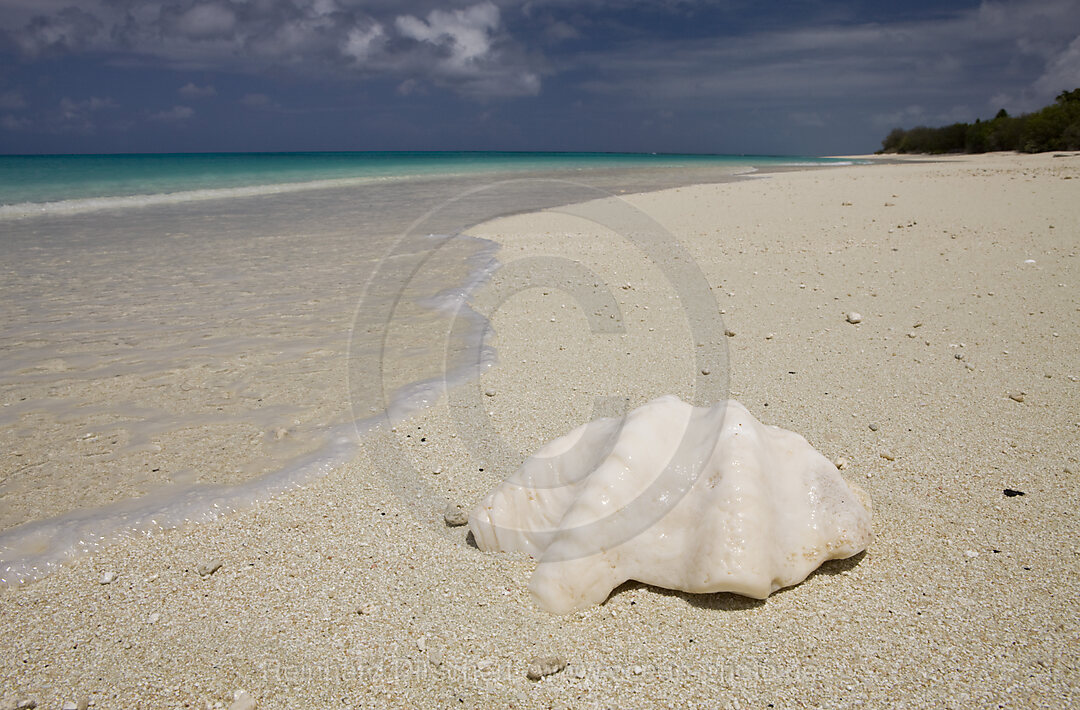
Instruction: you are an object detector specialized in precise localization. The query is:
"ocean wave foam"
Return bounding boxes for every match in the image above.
[0,425,359,585]
[0,233,500,585]
[0,173,433,220]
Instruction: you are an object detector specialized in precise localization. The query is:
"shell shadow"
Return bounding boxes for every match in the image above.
[607,551,868,612]
[605,580,765,612]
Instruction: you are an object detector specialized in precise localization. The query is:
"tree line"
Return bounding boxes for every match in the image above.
[879,89,1080,154]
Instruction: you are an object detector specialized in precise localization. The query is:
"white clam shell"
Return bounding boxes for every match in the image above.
[470,395,873,614]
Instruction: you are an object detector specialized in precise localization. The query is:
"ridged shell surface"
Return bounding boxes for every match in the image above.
[470,395,872,614]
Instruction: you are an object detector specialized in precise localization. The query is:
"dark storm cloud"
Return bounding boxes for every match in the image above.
[0,0,1078,153]
[2,0,541,97]
[571,1,1080,112]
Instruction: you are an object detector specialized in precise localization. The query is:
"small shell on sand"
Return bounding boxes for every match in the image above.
[4,700,38,710]
[526,656,567,680]
[197,559,223,577]
[229,690,256,710]
[443,504,469,527]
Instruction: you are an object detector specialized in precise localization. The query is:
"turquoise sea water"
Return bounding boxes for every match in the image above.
[0,151,855,213]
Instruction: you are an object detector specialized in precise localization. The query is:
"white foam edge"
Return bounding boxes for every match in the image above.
[0,171,472,221]
[0,233,501,585]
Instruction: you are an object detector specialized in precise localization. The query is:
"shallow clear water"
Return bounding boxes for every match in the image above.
[0,151,855,214]
[0,152,856,583]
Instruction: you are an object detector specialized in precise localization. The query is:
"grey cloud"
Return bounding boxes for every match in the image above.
[18,6,104,56]
[573,1,1080,115]
[342,22,385,62]
[151,104,194,120]
[396,78,422,95]
[393,2,540,96]
[178,82,217,98]
[49,95,116,133]
[4,0,542,98]
[1034,35,1080,100]
[172,3,237,39]
[395,3,501,70]
[59,96,115,119]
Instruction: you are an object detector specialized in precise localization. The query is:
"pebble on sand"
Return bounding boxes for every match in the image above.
[100,571,117,585]
[229,690,256,710]
[197,559,223,577]
[868,423,880,431]
[1003,488,1026,497]
[724,329,736,337]
[526,656,567,681]
[444,504,469,527]
[1008,392,1025,403]
[846,312,862,324]
[2,700,37,710]
[880,451,896,461]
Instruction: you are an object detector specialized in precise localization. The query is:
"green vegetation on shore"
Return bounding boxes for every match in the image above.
[879,89,1080,154]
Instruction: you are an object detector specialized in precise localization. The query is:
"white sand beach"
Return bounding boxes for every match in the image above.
[2,152,1078,709]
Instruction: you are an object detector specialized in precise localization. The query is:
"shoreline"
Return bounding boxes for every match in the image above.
[0,159,768,583]
[2,152,1078,708]
[0,152,847,220]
